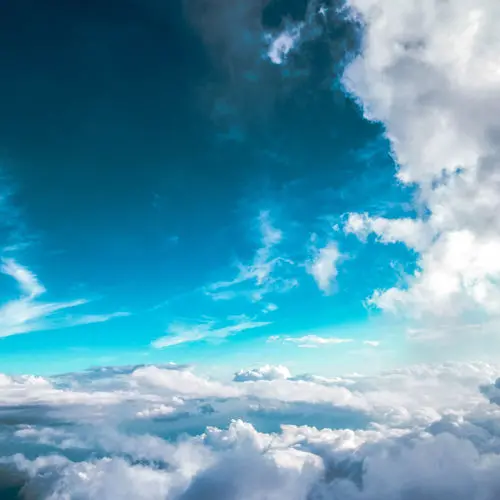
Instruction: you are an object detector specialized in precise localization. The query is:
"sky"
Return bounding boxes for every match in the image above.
[0,0,500,378]
[2,0,500,498]
[1,0,500,377]
[0,0,416,376]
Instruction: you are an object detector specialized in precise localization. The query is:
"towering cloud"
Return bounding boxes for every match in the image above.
[343,0,500,319]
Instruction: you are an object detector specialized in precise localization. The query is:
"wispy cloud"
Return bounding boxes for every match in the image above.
[0,177,33,253]
[2,258,46,298]
[64,312,131,327]
[262,303,278,314]
[206,211,296,303]
[264,0,326,66]
[269,334,353,349]
[152,316,271,349]
[0,258,129,339]
[265,24,303,65]
[363,340,380,347]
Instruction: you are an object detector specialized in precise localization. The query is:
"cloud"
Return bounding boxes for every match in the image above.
[342,0,500,320]
[265,23,304,65]
[0,258,129,339]
[1,258,45,298]
[65,312,131,327]
[206,211,296,303]
[183,0,336,141]
[131,366,241,399]
[2,361,500,498]
[307,241,341,294]
[233,364,291,382]
[269,334,354,348]
[0,176,33,253]
[264,0,328,66]
[152,317,270,348]
[363,340,380,347]
[345,213,432,252]
[262,303,278,314]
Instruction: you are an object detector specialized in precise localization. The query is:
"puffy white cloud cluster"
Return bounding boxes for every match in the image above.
[233,364,291,382]
[342,0,500,319]
[2,361,500,498]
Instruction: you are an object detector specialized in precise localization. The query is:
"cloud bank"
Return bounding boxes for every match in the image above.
[2,361,500,498]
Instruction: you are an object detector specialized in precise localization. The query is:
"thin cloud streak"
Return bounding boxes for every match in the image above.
[0,258,130,339]
[269,334,354,348]
[152,317,271,349]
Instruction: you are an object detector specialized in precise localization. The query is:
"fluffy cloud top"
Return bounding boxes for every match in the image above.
[342,0,500,319]
[233,364,291,382]
[2,361,500,499]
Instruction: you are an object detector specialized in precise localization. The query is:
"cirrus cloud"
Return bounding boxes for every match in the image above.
[0,258,129,339]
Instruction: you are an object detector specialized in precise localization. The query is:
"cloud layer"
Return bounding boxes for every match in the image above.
[2,361,500,498]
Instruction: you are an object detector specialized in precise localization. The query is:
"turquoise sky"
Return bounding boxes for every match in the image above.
[0,0,417,376]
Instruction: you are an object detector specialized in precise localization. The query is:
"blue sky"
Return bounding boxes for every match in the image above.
[0,0,479,376]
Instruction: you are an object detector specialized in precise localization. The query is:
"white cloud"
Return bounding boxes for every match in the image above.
[265,0,326,66]
[345,213,432,252]
[3,361,500,498]
[131,366,241,399]
[66,311,131,326]
[307,241,341,294]
[135,404,178,419]
[269,334,354,348]
[1,258,45,298]
[234,364,291,382]
[152,317,270,349]
[206,211,296,303]
[364,340,380,347]
[342,0,500,320]
[0,258,129,338]
[262,303,278,314]
[266,25,303,65]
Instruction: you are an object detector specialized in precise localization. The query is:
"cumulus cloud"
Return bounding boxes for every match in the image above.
[2,361,500,498]
[131,365,241,399]
[233,364,291,382]
[342,0,500,320]
[0,258,128,339]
